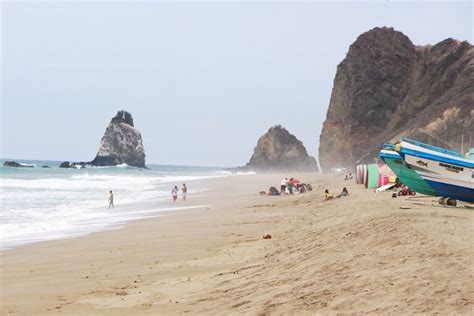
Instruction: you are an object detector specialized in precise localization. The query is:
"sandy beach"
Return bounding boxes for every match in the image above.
[1,173,473,315]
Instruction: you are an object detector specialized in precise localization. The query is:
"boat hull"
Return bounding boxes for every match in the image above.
[425,180,474,203]
[400,141,474,203]
[380,149,438,196]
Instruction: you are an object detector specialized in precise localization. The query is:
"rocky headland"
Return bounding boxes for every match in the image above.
[238,125,318,172]
[60,111,146,169]
[319,27,474,171]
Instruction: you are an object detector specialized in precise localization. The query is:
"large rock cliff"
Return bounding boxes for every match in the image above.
[242,125,318,172]
[319,27,474,171]
[61,111,146,168]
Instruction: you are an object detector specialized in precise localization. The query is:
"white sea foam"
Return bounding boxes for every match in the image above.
[20,163,36,167]
[214,170,232,176]
[213,170,257,176]
[0,204,208,250]
[235,171,257,175]
[1,176,158,191]
[0,164,227,250]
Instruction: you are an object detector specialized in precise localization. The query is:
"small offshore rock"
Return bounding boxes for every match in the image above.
[3,161,33,168]
[59,161,71,168]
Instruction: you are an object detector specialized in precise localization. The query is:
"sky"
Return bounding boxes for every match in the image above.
[1,1,472,167]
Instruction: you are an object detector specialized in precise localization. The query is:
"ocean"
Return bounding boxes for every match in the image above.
[0,159,233,250]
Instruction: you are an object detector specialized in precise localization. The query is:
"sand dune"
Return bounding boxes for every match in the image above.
[1,174,472,315]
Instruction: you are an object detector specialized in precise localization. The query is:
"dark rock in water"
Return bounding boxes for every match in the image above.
[3,161,33,168]
[3,161,22,167]
[41,165,51,168]
[60,110,146,169]
[59,161,71,168]
[59,161,91,169]
[91,110,145,168]
[239,125,318,172]
[319,27,474,171]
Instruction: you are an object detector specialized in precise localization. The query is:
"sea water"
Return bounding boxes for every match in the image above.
[0,159,227,250]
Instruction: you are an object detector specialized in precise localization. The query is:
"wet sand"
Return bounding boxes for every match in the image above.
[1,173,473,315]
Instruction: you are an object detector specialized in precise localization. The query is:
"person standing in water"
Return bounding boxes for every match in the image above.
[171,186,179,202]
[108,190,114,208]
[182,183,187,200]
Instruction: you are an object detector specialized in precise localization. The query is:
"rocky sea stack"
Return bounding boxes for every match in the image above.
[241,125,318,172]
[91,111,145,168]
[319,27,473,171]
[60,111,146,168]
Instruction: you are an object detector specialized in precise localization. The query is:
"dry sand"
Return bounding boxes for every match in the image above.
[1,173,473,315]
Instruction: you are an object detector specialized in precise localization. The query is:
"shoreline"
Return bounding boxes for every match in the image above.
[0,203,210,252]
[0,171,225,251]
[1,173,472,315]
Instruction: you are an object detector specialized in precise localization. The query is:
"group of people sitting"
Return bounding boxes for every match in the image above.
[344,173,353,180]
[324,187,349,200]
[261,178,349,200]
[262,177,313,196]
[280,177,312,194]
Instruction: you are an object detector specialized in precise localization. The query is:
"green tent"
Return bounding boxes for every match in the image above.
[367,164,379,189]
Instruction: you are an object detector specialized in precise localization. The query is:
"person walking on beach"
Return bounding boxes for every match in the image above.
[108,190,114,208]
[182,183,187,200]
[171,186,179,202]
[280,178,287,195]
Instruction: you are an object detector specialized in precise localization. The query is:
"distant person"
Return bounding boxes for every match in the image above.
[182,183,187,200]
[324,189,333,200]
[281,178,287,195]
[337,187,349,198]
[269,186,280,196]
[108,190,114,208]
[171,186,179,202]
[298,183,306,193]
[288,178,294,194]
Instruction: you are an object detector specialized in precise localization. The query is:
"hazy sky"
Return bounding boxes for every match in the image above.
[1,1,472,167]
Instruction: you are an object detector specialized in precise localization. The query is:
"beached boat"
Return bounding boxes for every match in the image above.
[398,138,474,203]
[380,144,438,196]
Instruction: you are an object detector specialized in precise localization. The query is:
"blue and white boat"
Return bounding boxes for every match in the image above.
[380,144,438,196]
[398,138,474,203]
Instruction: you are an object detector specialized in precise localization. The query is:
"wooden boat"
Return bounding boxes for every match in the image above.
[399,138,473,203]
[380,143,438,196]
